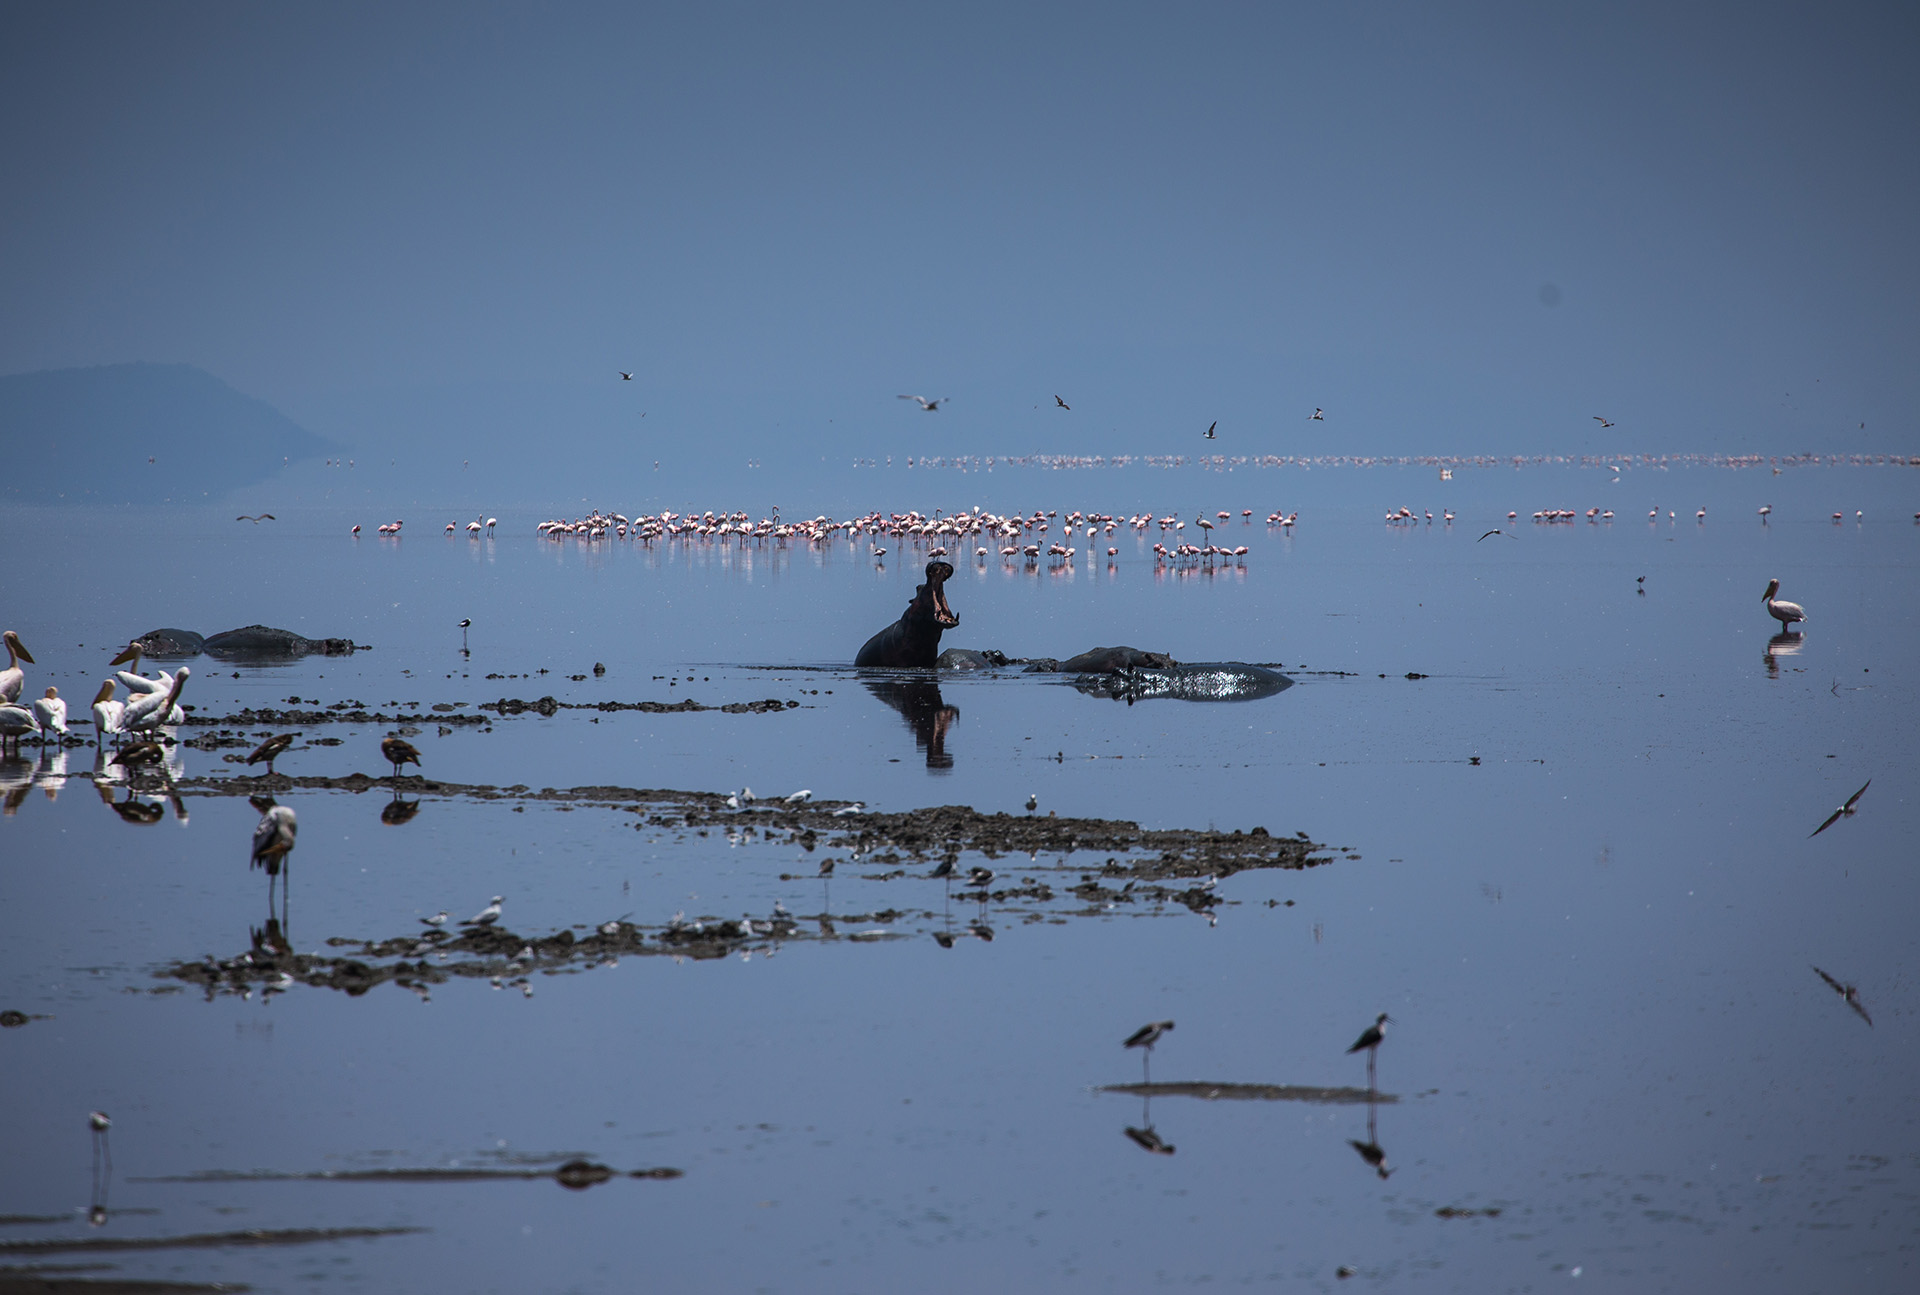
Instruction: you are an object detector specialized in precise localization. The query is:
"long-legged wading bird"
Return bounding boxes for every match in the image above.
[0,631,35,704]
[0,704,34,754]
[381,735,422,780]
[1810,779,1871,838]
[1125,1019,1175,1082]
[247,733,295,775]
[250,797,298,874]
[1763,579,1806,630]
[1347,1012,1392,1089]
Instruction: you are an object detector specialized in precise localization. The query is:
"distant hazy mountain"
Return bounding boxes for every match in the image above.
[0,362,333,503]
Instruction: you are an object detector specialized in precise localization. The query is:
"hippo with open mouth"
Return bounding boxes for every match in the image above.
[855,561,960,668]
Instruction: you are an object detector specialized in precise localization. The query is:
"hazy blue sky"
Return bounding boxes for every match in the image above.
[3,1,1914,473]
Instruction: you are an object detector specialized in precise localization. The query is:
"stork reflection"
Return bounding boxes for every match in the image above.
[863,678,958,770]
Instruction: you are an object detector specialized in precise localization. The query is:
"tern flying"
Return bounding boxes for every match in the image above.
[898,395,948,411]
[1203,421,1216,439]
[1310,408,1324,420]
[1809,779,1870,838]
[1593,416,1614,428]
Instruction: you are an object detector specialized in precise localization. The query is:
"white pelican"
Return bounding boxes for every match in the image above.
[0,704,35,752]
[123,667,189,735]
[0,631,34,704]
[251,800,298,872]
[1763,579,1806,630]
[30,688,66,744]
[90,681,125,744]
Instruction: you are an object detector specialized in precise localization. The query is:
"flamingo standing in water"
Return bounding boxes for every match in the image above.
[1763,579,1806,631]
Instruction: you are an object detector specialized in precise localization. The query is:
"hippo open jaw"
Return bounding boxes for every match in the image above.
[927,564,959,629]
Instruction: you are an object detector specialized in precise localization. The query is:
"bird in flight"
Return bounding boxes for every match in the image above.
[898,395,948,411]
[1810,779,1870,838]
[619,371,634,381]
[1203,421,1217,439]
[1593,416,1614,428]
[1055,395,1070,410]
[1309,408,1324,421]
[1812,966,1873,1026]
[235,514,276,523]
[1476,529,1516,542]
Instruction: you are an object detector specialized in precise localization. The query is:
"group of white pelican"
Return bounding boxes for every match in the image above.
[0,632,190,755]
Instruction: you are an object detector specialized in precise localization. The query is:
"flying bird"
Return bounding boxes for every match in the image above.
[1203,421,1216,439]
[1809,779,1870,838]
[1812,965,1873,1027]
[1310,408,1324,420]
[1476,529,1515,542]
[235,514,276,523]
[898,395,948,411]
[1055,395,1070,410]
[619,371,633,380]
[1593,417,1614,428]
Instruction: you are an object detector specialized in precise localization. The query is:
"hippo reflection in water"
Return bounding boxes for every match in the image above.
[936,645,1292,704]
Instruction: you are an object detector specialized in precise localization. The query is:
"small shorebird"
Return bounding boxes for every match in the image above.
[898,394,948,411]
[966,867,995,889]
[1762,579,1806,630]
[1347,1012,1392,1088]
[463,896,505,927]
[246,733,295,775]
[381,735,422,779]
[420,911,450,927]
[1810,779,1870,838]
[1758,505,1772,520]
[1025,793,1037,812]
[459,618,472,650]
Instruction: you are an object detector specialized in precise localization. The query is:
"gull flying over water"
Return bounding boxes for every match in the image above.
[898,395,948,411]
[1812,965,1873,1027]
[1809,779,1870,838]
[1203,421,1216,440]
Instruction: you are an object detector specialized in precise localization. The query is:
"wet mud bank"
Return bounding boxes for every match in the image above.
[157,780,1331,1000]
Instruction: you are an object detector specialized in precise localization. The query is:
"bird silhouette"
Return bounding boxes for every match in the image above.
[1810,779,1870,838]
[1203,421,1216,439]
[1593,416,1614,427]
[1055,395,1070,410]
[898,395,947,411]
[1309,408,1324,420]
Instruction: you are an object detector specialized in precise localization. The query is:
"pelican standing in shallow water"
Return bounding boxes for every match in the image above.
[0,704,35,753]
[90,682,125,745]
[1763,579,1806,630]
[31,688,67,744]
[122,668,189,736]
[0,631,34,704]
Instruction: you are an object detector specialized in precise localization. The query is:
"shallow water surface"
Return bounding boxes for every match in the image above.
[3,463,1917,1292]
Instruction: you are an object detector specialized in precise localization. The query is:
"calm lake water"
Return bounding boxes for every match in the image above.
[3,460,1917,1293]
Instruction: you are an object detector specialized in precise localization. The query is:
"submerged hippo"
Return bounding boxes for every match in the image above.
[130,625,362,662]
[855,561,959,668]
[934,644,1291,703]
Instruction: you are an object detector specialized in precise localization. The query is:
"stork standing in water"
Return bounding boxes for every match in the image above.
[0,631,34,704]
[1124,1020,1175,1083]
[1763,579,1806,631]
[1347,1013,1392,1091]
[250,795,298,876]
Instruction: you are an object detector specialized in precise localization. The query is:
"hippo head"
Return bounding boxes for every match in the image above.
[912,561,959,630]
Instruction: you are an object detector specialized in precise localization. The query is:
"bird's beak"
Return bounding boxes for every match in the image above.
[12,637,33,665]
[110,644,138,666]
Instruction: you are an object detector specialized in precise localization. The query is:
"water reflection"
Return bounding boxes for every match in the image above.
[1123,1091,1176,1155]
[381,795,423,825]
[1347,1090,1394,1179]
[863,677,958,770]
[89,1110,112,1226]
[1764,631,1804,678]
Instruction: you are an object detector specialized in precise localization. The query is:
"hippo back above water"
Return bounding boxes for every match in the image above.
[855,561,959,668]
